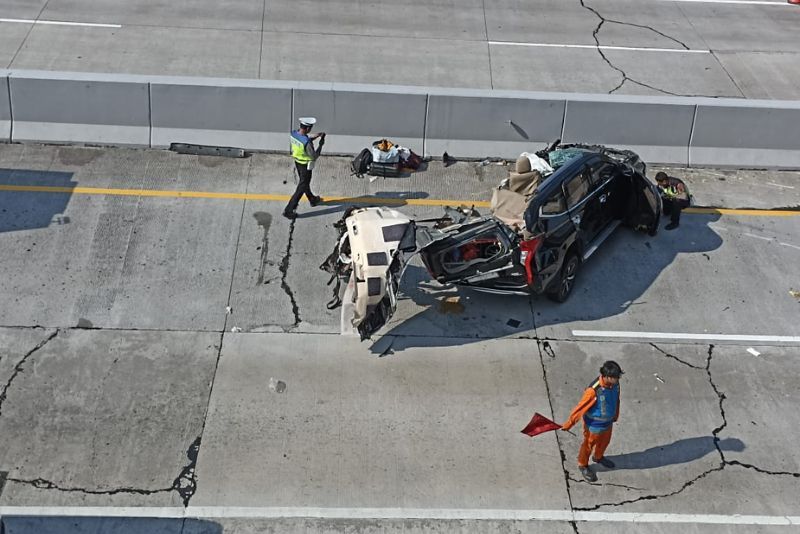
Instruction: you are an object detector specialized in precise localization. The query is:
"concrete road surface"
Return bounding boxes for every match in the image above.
[0,143,799,532]
[1,0,799,98]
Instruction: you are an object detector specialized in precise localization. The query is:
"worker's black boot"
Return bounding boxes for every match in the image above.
[579,466,597,482]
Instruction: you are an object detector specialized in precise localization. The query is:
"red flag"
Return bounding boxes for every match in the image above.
[521,412,561,437]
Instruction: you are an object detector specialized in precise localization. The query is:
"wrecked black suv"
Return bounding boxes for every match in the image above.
[321,144,662,339]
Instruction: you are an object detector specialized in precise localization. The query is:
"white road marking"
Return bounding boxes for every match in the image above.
[766,182,795,189]
[747,347,761,357]
[572,330,800,343]
[660,0,791,5]
[780,242,800,251]
[744,232,773,241]
[488,41,709,54]
[0,507,799,525]
[0,18,121,28]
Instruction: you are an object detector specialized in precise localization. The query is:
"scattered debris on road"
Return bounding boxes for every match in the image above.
[269,377,287,393]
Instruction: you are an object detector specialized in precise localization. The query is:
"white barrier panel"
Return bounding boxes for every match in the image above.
[4,70,800,169]
[562,96,696,166]
[690,99,800,169]
[0,74,10,143]
[425,89,566,159]
[9,71,150,146]
[292,82,428,156]
[150,78,295,151]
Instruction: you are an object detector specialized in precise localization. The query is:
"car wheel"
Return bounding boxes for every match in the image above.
[548,252,580,303]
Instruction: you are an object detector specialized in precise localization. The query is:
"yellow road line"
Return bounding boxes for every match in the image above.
[0,184,492,208]
[685,207,799,217]
[1,184,798,216]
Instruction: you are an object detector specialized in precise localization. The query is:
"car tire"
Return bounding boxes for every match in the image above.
[548,252,580,303]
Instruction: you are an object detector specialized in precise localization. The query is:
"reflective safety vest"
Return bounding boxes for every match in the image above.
[290,130,312,164]
[583,379,619,434]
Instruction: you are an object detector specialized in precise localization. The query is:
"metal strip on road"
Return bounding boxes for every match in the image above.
[1,184,799,217]
[572,330,800,343]
[489,41,710,54]
[0,18,122,28]
[0,507,798,525]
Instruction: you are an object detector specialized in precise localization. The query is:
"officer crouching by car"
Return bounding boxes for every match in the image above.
[655,171,691,230]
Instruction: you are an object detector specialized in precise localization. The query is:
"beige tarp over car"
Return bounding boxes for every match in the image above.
[490,155,543,232]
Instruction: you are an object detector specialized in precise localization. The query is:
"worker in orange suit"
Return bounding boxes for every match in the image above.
[561,360,623,482]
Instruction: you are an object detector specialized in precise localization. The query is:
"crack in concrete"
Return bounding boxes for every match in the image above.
[534,338,579,524]
[567,476,645,491]
[279,218,301,328]
[6,435,203,504]
[0,329,59,417]
[574,465,725,510]
[650,342,704,370]
[578,344,799,510]
[705,344,800,479]
[6,476,173,496]
[578,0,711,97]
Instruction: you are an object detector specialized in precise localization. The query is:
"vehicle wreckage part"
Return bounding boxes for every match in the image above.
[582,220,621,261]
[519,236,543,285]
[549,252,580,303]
[321,207,416,340]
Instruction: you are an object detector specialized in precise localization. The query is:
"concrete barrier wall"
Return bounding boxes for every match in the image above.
[3,70,800,169]
[689,100,800,168]
[0,74,10,143]
[293,83,428,155]
[563,96,696,165]
[425,90,566,159]
[150,78,295,150]
[9,71,150,146]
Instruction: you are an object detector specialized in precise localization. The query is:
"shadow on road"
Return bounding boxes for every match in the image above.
[0,169,76,233]
[0,516,221,534]
[297,192,431,219]
[368,213,723,354]
[600,436,744,471]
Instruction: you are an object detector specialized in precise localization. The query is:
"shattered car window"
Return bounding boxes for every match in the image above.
[541,191,567,215]
[548,148,587,169]
[564,174,591,208]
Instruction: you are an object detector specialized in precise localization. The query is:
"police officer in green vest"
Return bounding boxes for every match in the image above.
[284,117,326,220]
[655,171,690,230]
